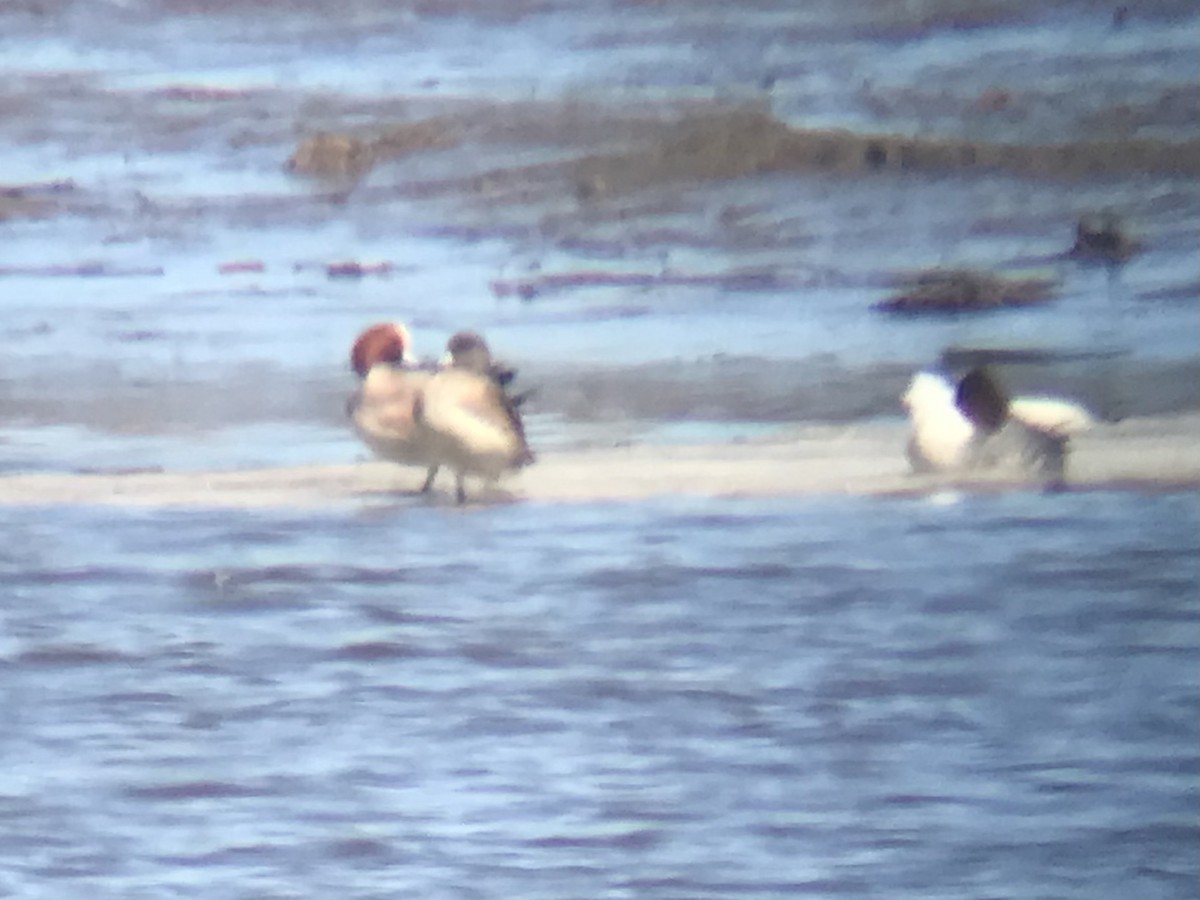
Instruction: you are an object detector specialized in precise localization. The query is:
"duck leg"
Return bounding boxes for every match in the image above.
[420,465,439,493]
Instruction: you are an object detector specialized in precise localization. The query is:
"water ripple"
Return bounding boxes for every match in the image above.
[0,492,1195,899]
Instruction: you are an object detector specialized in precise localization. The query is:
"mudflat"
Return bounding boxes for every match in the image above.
[2,415,1196,510]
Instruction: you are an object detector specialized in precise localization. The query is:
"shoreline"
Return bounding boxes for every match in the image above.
[1,415,1196,510]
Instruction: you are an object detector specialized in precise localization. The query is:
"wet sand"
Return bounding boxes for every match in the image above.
[2,415,1196,509]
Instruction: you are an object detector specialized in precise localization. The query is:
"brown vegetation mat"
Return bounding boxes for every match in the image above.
[876,267,1057,314]
[287,104,1200,191]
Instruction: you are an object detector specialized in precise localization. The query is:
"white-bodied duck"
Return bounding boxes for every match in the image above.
[902,366,1093,480]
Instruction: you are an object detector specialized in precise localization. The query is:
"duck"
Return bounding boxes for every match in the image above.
[442,329,537,407]
[901,366,1093,481]
[1068,211,1139,265]
[346,322,442,493]
[416,331,535,504]
[1007,394,1096,438]
[442,330,516,385]
[901,371,977,472]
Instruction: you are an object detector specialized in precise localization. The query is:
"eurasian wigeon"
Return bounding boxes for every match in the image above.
[442,330,515,384]
[416,331,535,504]
[347,322,441,493]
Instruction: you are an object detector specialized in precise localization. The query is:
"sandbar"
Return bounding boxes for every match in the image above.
[0,416,1196,510]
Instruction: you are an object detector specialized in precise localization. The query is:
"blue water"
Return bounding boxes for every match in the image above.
[1,5,1198,895]
[2,0,1198,382]
[1,492,1197,898]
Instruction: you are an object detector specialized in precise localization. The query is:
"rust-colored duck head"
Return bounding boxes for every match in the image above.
[350,322,414,378]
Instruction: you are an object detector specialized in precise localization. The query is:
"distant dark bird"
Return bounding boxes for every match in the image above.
[1069,211,1139,265]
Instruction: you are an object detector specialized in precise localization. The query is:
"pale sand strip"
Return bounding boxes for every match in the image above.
[1,417,1197,510]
